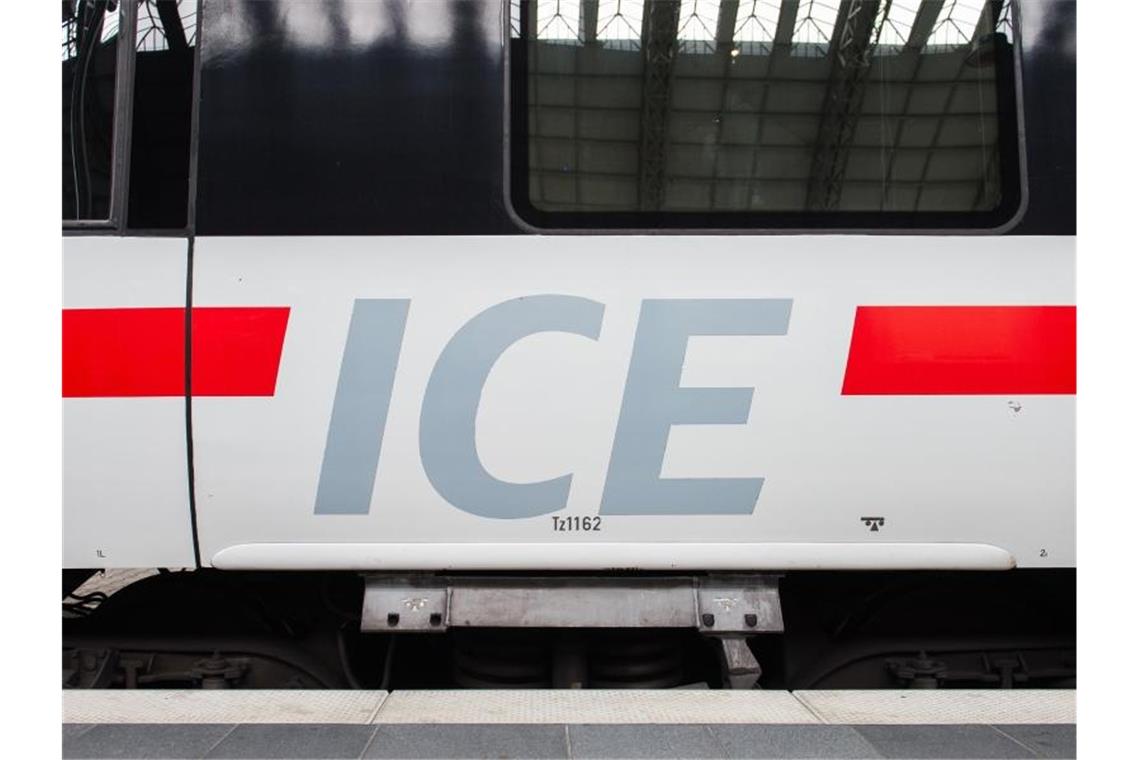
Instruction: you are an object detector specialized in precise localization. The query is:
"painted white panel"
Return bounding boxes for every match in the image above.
[193,235,1074,570]
[64,237,188,307]
[63,237,194,568]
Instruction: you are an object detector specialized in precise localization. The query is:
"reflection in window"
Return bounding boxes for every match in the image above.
[62,0,119,220]
[676,0,719,54]
[136,0,199,52]
[996,0,1013,40]
[734,0,782,55]
[791,0,839,57]
[874,0,919,52]
[100,7,119,44]
[128,0,197,229]
[926,0,985,49]
[63,0,199,58]
[520,0,1017,219]
[536,0,582,42]
[61,4,117,58]
[511,0,523,38]
[597,0,643,50]
[62,0,198,227]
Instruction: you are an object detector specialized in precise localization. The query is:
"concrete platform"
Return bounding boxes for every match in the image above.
[62,690,1076,759]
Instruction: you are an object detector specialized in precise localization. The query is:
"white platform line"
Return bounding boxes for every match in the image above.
[62,689,1077,726]
[365,694,388,725]
[63,690,388,724]
[792,690,1075,725]
[372,690,822,724]
[790,692,829,724]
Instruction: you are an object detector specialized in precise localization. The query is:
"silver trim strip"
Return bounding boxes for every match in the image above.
[210,541,1018,571]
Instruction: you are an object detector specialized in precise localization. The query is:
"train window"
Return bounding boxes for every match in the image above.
[62,1,198,232]
[62,1,125,224]
[127,0,197,230]
[509,0,1023,230]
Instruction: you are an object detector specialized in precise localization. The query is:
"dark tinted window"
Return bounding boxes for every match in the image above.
[62,0,120,221]
[62,1,197,230]
[511,0,1021,229]
[128,0,197,230]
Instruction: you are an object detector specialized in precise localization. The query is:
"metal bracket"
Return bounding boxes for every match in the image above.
[360,578,449,632]
[361,575,783,635]
[695,575,784,634]
[714,636,763,690]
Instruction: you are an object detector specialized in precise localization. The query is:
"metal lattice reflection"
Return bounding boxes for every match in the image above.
[926,0,986,49]
[791,0,841,57]
[874,0,919,52]
[523,0,1017,215]
[734,0,782,54]
[537,0,583,42]
[597,0,644,49]
[676,0,719,54]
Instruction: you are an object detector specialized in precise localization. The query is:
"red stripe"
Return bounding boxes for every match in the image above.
[841,306,1076,395]
[63,307,290,398]
[190,308,291,396]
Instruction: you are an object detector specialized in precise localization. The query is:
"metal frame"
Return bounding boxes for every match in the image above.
[361,574,784,635]
[805,0,885,211]
[637,0,682,210]
[185,0,205,236]
[64,1,138,233]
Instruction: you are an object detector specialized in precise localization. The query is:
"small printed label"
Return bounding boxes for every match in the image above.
[552,516,603,532]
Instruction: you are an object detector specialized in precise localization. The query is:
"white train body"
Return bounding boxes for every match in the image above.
[64,234,1074,571]
[62,0,1077,581]
[60,0,1079,692]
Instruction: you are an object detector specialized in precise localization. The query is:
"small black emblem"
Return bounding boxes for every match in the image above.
[860,516,885,532]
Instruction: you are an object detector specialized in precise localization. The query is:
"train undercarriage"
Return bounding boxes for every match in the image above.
[62,569,1075,691]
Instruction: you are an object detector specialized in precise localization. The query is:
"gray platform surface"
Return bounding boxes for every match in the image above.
[62,721,1075,759]
[62,690,1076,758]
